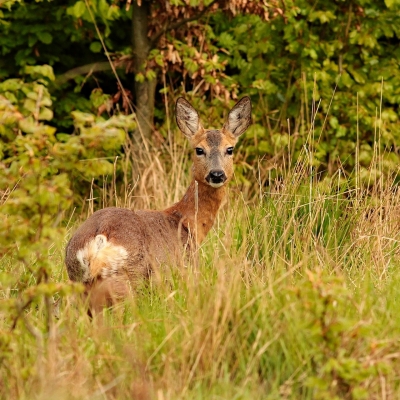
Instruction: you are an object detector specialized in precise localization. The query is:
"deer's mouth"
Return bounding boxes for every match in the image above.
[209,181,225,188]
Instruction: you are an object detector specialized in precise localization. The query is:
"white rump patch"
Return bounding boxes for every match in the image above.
[76,235,128,282]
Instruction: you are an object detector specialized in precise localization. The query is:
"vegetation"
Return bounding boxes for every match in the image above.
[1,0,400,398]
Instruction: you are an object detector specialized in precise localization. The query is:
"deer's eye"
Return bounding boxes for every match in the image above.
[226,147,234,156]
[195,148,205,156]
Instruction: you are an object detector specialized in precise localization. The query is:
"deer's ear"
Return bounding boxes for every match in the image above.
[176,98,202,138]
[223,96,252,138]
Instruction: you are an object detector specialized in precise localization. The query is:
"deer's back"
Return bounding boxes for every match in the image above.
[65,207,188,284]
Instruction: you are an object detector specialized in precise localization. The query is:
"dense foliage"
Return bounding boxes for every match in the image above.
[1,0,399,179]
[0,65,134,339]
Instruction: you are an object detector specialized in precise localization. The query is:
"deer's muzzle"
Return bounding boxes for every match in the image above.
[206,170,227,185]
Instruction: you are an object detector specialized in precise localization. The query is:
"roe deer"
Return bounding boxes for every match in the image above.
[65,96,252,313]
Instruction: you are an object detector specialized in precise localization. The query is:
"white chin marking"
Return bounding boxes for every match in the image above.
[209,182,225,188]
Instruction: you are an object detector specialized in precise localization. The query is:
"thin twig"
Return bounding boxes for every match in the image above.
[84,0,134,115]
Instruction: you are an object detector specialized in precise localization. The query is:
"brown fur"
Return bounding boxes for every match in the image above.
[65,97,252,312]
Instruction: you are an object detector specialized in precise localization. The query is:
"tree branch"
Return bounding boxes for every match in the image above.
[55,61,128,85]
[149,0,219,48]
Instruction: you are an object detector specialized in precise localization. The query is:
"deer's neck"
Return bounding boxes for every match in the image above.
[164,180,226,244]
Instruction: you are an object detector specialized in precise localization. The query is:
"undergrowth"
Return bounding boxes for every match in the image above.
[2,152,400,399]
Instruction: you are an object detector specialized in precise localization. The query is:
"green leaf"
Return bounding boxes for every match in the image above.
[67,1,86,18]
[56,133,71,142]
[309,48,318,59]
[24,65,55,81]
[107,4,120,20]
[329,116,339,129]
[23,98,36,113]
[89,42,102,53]
[0,79,22,92]
[135,72,145,83]
[145,69,156,81]
[28,35,38,47]
[71,111,95,124]
[347,66,366,84]
[38,107,53,121]
[159,87,169,94]
[309,11,336,24]
[36,31,53,44]
[218,32,237,48]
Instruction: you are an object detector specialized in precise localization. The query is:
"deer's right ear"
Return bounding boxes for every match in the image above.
[223,96,252,138]
[176,98,202,139]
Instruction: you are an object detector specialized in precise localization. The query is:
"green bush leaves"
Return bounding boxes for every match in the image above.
[0,66,135,329]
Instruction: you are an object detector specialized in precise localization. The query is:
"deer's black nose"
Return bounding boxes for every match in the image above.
[206,170,226,184]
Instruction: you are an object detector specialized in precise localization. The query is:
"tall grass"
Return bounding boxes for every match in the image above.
[2,118,400,399]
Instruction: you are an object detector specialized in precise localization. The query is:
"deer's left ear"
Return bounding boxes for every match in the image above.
[222,96,252,138]
[176,97,203,139]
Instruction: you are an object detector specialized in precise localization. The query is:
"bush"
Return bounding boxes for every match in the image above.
[0,65,135,333]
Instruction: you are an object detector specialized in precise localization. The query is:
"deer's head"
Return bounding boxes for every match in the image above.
[176,96,252,188]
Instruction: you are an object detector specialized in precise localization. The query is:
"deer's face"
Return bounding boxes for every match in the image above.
[190,129,237,187]
[176,97,252,188]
